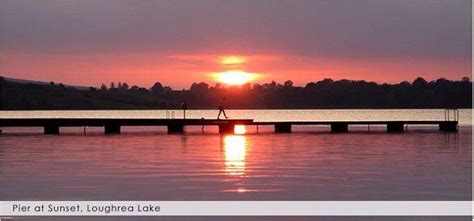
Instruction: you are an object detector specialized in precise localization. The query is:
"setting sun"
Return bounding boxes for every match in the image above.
[213,70,257,85]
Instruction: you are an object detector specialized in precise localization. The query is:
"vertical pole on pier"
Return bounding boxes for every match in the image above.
[181,102,187,120]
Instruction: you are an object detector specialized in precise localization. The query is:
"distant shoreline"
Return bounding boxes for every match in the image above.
[1,77,471,110]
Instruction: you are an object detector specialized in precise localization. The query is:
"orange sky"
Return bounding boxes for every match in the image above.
[2,52,470,88]
[1,1,471,88]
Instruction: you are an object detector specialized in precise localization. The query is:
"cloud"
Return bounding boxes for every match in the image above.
[1,0,471,59]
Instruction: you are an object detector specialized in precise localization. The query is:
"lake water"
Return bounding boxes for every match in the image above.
[0,109,472,221]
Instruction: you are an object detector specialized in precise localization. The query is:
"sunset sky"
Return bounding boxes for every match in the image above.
[0,0,471,88]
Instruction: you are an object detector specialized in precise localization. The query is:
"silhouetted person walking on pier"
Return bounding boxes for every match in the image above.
[217,97,228,120]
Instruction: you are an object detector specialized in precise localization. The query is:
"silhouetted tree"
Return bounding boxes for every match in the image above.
[151,82,164,93]
[284,80,294,87]
[117,82,129,91]
[399,81,411,86]
[412,77,428,87]
[190,82,209,93]
[100,84,107,91]
[1,77,471,110]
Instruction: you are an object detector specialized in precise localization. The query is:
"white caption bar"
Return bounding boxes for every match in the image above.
[0,201,472,216]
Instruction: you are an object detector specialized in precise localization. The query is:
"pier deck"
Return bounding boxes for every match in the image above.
[251,120,458,133]
[0,118,458,134]
[0,118,253,134]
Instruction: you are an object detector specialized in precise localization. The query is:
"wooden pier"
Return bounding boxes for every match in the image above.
[253,120,458,133]
[0,118,459,134]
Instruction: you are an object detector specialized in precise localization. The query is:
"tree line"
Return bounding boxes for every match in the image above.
[0,76,471,110]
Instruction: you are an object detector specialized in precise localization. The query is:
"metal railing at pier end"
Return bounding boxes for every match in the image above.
[444,109,459,122]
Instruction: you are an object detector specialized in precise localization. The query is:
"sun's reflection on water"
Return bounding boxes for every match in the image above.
[223,135,247,176]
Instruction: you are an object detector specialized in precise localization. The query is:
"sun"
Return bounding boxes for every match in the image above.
[213,70,257,85]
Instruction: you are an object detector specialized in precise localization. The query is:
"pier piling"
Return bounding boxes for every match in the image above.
[274,123,292,133]
[104,124,121,134]
[44,124,59,135]
[439,121,458,132]
[331,123,348,133]
[168,123,185,134]
[387,122,404,132]
[219,123,235,134]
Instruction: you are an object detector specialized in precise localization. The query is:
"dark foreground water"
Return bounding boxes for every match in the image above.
[0,109,472,220]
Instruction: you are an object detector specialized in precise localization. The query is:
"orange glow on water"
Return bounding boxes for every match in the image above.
[223,135,247,176]
[213,70,258,85]
[234,125,246,134]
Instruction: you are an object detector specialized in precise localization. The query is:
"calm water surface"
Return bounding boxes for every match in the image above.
[0,109,472,220]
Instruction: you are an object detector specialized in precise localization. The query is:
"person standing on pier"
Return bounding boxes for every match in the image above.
[217,97,229,120]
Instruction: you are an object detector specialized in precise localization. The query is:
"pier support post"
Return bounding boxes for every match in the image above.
[387,122,404,132]
[219,123,235,134]
[168,123,185,134]
[439,122,458,132]
[275,123,292,133]
[104,124,121,134]
[44,124,59,135]
[331,123,348,133]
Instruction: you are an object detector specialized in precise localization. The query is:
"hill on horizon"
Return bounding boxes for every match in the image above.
[0,76,471,110]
